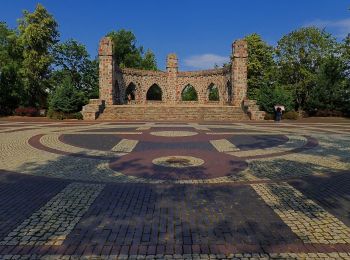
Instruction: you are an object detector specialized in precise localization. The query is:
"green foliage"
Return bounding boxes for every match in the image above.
[308,55,348,112]
[53,39,89,87]
[282,111,299,120]
[341,33,350,75]
[18,3,59,107]
[107,29,157,70]
[244,33,275,100]
[276,27,338,111]
[182,85,198,101]
[257,85,294,114]
[0,22,23,115]
[48,76,86,114]
[52,39,99,99]
[208,84,219,101]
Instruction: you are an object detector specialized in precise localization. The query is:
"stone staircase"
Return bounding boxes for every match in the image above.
[243,100,265,120]
[81,99,105,120]
[97,105,250,121]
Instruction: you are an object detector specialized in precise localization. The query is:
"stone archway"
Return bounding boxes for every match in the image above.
[114,80,120,104]
[125,82,136,103]
[181,84,198,101]
[208,83,219,101]
[146,84,162,101]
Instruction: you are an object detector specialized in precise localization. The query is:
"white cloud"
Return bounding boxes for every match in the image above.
[305,18,350,38]
[184,54,229,70]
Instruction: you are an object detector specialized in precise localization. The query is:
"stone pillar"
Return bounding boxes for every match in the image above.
[98,37,115,105]
[166,53,178,103]
[232,39,248,106]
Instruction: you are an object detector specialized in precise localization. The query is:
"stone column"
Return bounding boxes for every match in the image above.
[232,39,248,106]
[166,53,178,103]
[98,37,115,105]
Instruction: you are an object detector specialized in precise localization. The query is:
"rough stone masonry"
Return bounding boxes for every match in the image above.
[82,37,265,120]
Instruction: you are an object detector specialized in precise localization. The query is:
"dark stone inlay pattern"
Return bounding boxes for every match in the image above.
[134,141,216,152]
[0,170,69,241]
[226,135,288,151]
[61,134,123,151]
[64,184,300,248]
[81,128,138,132]
[207,127,262,133]
[289,171,350,227]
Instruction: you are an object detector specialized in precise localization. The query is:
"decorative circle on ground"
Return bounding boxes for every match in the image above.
[109,148,248,180]
[150,131,198,137]
[152,156,204,168]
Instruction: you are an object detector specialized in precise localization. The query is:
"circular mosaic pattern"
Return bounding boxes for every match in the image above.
[109,149,248,181]
[152,156,204,168]
[150,131,198,137]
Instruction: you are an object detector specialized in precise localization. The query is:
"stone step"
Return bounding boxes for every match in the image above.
[98,105,249,121]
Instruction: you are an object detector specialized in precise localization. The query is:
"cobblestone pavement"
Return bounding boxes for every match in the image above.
[0,120,349,259]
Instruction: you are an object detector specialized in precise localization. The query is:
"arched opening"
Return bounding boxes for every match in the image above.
[125,83,136,102]
[208,83,219,101]
[181,84,198,101]
[146,84,162,100]
[226,81,232,104]
[114,80,120,104]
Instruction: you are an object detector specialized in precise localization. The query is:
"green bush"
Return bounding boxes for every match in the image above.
[74,112,83,120]
[47,109,83,120]
[257,85,294,114]
[264,113,274,120]
[49,76,87,114]
[283,111,299,120]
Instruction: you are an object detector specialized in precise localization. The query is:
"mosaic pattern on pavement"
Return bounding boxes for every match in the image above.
[0,120,349,259]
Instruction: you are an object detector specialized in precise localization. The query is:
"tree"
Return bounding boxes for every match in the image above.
[257,85,294,114]
[308,55,348,112]
[244,33,275,100]
[52,39,99,98]
[0,22,23,114]
[48,76,86,114]
[340,34,350,114]
[18,4,59,107]
[53,39,89,88]
[141,49,157,71]
[106,29,157,70]
[81,58,99,99]
[341,34,350,77]
[276,27,338,112]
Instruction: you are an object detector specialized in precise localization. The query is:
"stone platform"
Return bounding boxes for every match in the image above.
[97,105,250,121]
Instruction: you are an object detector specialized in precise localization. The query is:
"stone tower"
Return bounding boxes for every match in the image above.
[166,53,178,103]
[232,39,248,106]
[98,37,115,105]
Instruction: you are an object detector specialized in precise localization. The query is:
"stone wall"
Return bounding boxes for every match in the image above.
[116,66,231,105]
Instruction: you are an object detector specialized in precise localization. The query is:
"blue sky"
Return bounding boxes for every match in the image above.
[1,1,349,70]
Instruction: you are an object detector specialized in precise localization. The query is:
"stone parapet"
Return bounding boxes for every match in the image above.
[177,67,229,77]
[81,99,105,120]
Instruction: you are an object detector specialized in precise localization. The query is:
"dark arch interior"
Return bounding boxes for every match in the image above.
[182,84,198,101]
[146,84,162,100]
[226,81,232,103]
[208,83,219,101]
[125,83,136,101]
